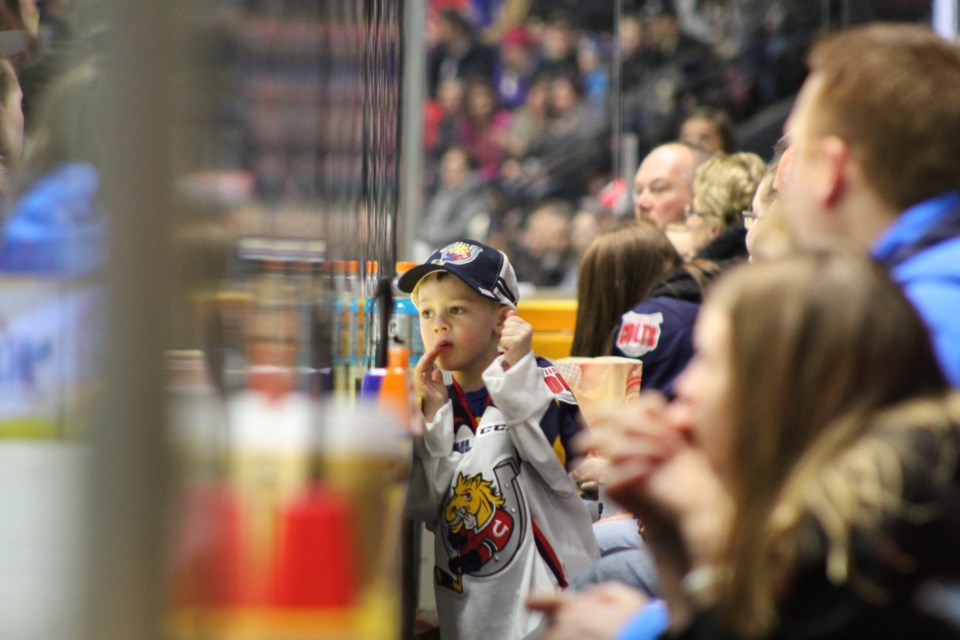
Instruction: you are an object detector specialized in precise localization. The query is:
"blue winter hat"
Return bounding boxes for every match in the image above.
[398,240,519,309]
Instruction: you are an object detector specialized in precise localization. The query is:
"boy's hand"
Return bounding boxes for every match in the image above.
[500,309,533,368]
[415,342,448,422]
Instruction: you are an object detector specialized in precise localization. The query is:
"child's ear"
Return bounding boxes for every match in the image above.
[496,305,511,328]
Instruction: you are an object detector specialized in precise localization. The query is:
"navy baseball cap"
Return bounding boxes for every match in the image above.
[398,240,520,309]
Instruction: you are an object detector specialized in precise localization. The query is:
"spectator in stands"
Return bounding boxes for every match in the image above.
[745,141,794,261]
[570,221,681,360]
[673,0,766,61]
[617,12,648,91]
[678,106,736,154]
[503,73,549,160]
[510,198,575,288]
[528,0,614,33]
[427,8,496,98]
[608,252,718,396]
[533,9,580,80]
[742,168,774,256]
[622,5,724,151]
[418,146,493,252]
[783,23,960,385]
[561,202,617,290]
[568,220,719,585]
[576,36,608,112]
[494,25,536,110]
[425,78,466,160]
[632,141,709,231]
[424,78,467,194]
[685,151,765,264]
[460,77,510,182]
[529,71,606,199]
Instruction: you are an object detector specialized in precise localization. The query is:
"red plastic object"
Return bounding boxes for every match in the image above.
[272,485,358,608]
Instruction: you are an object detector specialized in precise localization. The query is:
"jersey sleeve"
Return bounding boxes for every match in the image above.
[407,400,460,524]
[483,351,580,496]
[535,356,587,473]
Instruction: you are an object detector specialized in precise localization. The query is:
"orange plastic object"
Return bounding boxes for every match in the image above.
[378,346,411,424]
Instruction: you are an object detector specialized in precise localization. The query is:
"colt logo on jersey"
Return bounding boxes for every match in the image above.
[432,241,483,266]
[615,311,663,357]
[437,460,525,593]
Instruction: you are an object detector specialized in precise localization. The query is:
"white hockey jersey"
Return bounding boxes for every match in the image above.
[411,352,600,640]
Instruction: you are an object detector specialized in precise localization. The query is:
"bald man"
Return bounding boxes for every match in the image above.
[632,142,710,229]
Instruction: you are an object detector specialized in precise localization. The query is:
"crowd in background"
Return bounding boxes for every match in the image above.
[523,20,960,640]
[416,0,930,288]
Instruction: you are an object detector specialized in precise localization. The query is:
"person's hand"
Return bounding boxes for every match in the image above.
[570,454,610,496]
[499,309,533,368]
[583,394,685,514]
[590,394,732,570]
[415,342,448,422]
[528,583,652,640]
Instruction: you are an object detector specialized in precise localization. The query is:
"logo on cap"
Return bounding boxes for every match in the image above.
[433,241,483,266]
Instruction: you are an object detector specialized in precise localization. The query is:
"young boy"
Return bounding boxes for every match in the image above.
[398,240,599,640]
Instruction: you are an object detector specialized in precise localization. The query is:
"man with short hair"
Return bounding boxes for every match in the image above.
[633,142,710,230]
[784,23,960,385]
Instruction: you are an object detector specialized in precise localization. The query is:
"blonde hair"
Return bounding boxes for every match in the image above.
[772,394,960,603]
[706,248,949,636]
[693,152,767,227]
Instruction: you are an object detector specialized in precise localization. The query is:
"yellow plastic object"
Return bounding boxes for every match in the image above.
[518,298,577,360]
[531,333,574,360]
[517,299,577,333]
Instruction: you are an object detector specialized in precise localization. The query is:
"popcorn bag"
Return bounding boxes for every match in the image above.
[556,357,642,518]
[554,356,643,428]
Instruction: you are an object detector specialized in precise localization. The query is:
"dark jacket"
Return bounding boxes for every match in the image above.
[611,266,715,395]
[694,223,748,269]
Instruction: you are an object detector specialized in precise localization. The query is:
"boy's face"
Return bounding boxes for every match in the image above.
[416,273,505,378]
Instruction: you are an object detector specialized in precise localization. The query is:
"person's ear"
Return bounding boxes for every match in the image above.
[817,135,851,207]
[496,305,511,328]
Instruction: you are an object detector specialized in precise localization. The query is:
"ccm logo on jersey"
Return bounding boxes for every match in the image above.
[616,311,663,357]
[542,366,577,404]
[477,423,507,436]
